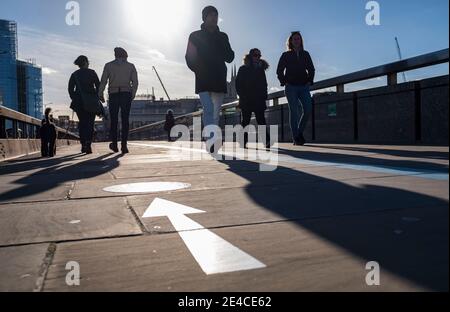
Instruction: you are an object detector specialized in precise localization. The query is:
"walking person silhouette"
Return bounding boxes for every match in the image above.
[99,47,139,154]
[68,55,101,154]
[277,31,315,146]
[185,6,235,155]
[40,107,57,157]
[236,48,271,149]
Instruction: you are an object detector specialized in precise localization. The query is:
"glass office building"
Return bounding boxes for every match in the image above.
[17,60,43,118]
[0,20,18,111]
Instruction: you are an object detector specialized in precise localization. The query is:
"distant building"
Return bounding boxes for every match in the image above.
[128,97,201,130]
[224,65,238,104]
[0,19,43,118]
[17,59,43,118]
[0,20,18,111]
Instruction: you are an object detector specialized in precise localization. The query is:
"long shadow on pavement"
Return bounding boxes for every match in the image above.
[219,150,449,291]
[0,153,123,203]
[277,147,449,173]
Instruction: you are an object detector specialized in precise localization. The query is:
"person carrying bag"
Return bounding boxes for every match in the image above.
[68,55,103,154]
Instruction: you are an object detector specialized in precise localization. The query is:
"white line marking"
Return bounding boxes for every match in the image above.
[103,182,191,193]
[143,198,266,275]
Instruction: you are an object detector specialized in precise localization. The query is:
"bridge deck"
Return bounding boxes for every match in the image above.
[0,142,448,291]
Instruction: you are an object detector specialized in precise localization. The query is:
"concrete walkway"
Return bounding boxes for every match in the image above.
[0,142,448,291]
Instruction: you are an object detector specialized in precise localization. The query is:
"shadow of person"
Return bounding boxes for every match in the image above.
[276,147,449,173]
[0,153,123,203]
[218,151,448,291]
[0,153,86,176]
[308,145,450,160]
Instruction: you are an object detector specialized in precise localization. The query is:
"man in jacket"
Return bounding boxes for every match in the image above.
[185,6,235,154]
[99,47,139,154]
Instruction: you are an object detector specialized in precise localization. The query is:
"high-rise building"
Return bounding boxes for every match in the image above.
[17,59,43,118]
[0,20,18,111]
[0,19,43,118]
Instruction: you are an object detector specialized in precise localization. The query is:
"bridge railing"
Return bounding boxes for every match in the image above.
[130,48,449,142]
[0,105,79,140]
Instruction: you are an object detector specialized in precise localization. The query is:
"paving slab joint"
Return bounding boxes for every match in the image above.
[33,243,57,292]
[124,197,148,234]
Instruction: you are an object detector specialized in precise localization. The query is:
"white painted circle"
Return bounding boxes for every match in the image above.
[103,182,191,194]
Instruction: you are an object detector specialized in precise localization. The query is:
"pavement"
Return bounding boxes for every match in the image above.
[0,141,448,292]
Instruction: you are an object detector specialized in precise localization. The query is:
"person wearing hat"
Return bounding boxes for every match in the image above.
[236,48,271,149]
[185,5,235,155]
[99,47,139,154]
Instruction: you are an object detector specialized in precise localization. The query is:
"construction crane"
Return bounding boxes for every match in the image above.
[395,37,408,83]
[152,66,171,101]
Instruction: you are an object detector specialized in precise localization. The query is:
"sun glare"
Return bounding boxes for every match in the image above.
[126,0,191,40]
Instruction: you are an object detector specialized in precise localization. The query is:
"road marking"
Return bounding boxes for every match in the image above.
[103,182,191,193]
[129,142,449,181]
[142,198,266,275]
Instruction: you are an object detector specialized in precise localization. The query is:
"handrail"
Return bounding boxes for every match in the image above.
[0,105,80,139]
[125,48,450,136]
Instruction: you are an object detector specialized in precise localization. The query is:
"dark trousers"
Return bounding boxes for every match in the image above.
[76,110,96,147]
[109,92,132,146]
[40,125,56,157]
[241,107,269,146]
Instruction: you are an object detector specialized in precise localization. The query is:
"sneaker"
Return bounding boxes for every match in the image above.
[121,146,129,154]
[109,143,119,153]
[294,135,306,146]
[81,145,87,153]
[86,145,93,154]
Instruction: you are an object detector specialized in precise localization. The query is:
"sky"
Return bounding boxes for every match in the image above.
[0,0,449,117]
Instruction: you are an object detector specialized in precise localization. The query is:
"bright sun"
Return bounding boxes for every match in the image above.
[126,0,190,40]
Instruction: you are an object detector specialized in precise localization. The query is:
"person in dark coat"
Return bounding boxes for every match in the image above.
[40,107,57,157]
[277,31,315,146]
[185,5,235,154]
[164,110,175,142]
[68,55,100,154]
[236,48,270,149]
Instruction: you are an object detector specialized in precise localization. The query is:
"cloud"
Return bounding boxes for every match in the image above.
[17,26,196,117]
[42,67,58,75]
[148,49,166,60]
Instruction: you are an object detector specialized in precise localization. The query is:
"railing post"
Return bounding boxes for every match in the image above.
[12,120,18,139]
[0,117,6,138]
[273,98,279,106]
[337,84,345,93]
[387,73,398,86]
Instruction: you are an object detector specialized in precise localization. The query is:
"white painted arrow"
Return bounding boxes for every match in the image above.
[143,198,266,275]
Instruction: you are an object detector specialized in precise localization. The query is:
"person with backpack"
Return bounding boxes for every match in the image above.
[68,55,101,154]
[185,6,235,154]
[277,31,315,146]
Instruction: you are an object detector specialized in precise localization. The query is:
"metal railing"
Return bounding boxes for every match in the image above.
[0,105,79,140]
[126,48,450,137]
